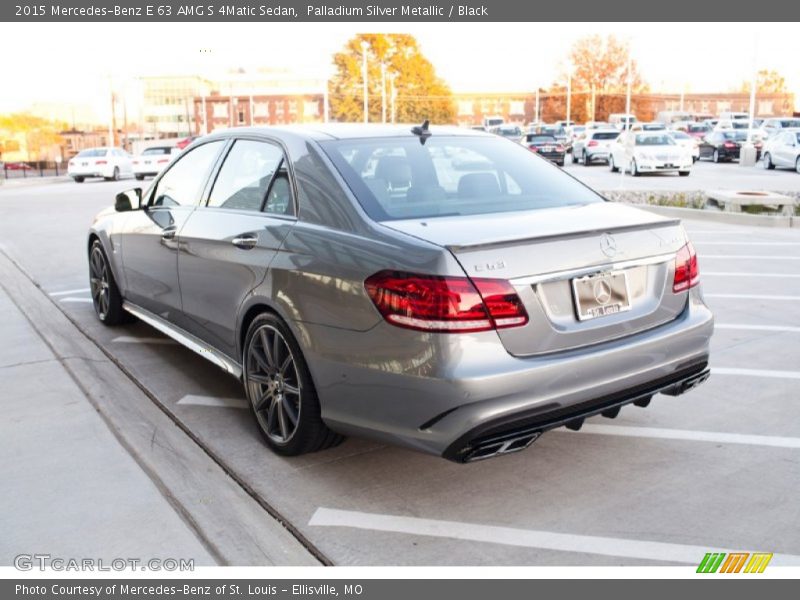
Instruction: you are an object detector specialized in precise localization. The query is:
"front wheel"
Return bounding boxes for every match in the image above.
[609,155,619,172]
[89,240,127,325]
[763,153,775,170]
[582,150,589,166]
[243,313,344,457]
[105,167,120,182]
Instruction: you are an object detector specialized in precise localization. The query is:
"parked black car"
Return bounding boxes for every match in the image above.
[523,134,566,166]
[699,130,761,162]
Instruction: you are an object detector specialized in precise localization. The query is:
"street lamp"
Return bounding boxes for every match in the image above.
[565,61,572,126]
[361,40,369,124]
[381,62,387,124]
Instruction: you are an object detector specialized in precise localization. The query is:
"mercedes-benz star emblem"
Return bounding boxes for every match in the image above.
[593,280,612,305]
[600,233,617,257]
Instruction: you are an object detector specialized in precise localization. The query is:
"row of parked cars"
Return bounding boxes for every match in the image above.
[509,115,800,175]
[66,135,198,183]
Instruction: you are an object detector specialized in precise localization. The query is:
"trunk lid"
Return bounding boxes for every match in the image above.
[383,202,688,356]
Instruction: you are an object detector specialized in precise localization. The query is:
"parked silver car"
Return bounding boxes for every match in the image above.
[761,129,800,173]
[88,124,713,462]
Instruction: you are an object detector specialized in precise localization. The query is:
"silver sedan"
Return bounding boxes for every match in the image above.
[762,129,800,173]
[87,124,713,462]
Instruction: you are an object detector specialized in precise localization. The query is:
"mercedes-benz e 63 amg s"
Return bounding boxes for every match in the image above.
[87,124,713,462]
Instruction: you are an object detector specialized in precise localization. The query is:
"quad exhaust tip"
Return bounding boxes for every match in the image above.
[463,431,542,462]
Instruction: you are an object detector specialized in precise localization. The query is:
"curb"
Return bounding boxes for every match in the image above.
[0,249,325,566]
[634,204,796,228]
[0,176,71,188]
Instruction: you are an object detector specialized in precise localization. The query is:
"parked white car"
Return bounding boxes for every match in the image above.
[609,131,693,176]
[667,130,701,162]
[761,129,800,173]
[758,117,800,140]
[571,129,620,165]
[132,145,180,180]
[68,147,133,183]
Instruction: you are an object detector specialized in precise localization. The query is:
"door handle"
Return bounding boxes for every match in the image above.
[232,234,258,249]
[161,226,177,240]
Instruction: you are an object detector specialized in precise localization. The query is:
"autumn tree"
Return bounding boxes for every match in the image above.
[328,34,455,124]
[546,35,652,123]
[741,70,789,94]
[0,113,65,161]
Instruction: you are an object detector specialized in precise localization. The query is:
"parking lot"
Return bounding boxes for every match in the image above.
[1,176,799,566]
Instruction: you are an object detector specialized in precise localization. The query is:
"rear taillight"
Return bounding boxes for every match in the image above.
[157,158,169,163]
[587,140,599,147]
[555,145,565,152]
[672,242,699,293]
[364,271,528,333]
[132,160,139,165]
[723,142,736,149]
[96,160,108,165]
[528,145,539,152]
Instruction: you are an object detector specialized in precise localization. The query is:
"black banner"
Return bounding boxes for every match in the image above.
[3,0,800,21]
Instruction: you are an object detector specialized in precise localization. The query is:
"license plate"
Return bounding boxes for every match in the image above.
[571,271,631,321]
[81,162,88,166]
[144,160,151,165]
[543,146,553,152]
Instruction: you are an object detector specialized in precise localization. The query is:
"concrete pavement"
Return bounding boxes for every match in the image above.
[0,248,321,567]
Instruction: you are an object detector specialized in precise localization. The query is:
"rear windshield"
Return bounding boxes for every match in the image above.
[497,126,522,137]
[141,147,172,155]
[76,149,107,158]
[687,124,709,133]
[320,136,603,222]
[635,134,675,146]
[592,132,619,140]
[526,135,556,143]
[779,120,800,128]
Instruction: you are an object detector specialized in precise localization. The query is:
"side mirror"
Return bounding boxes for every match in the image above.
[115,188,142,212]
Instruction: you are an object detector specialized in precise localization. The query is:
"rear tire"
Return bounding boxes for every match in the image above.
[243,313,344,457]
[73,176,84,183]
[609,155,619,172]
[679,171,690,177]
[582,150,589,166]
[89,240,127,326]
[135,174,145,181]
[105,167,120,182]
[571,151,578,164]
[713,149,720,163]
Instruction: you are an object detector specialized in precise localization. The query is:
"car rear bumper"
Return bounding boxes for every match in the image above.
[303,287,714,461]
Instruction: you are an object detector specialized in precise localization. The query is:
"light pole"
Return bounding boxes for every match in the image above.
[381,62,387,124]
[361,40,369,123]
[625,46,632,129]
[390,73,397,123]
[566,66,572,125]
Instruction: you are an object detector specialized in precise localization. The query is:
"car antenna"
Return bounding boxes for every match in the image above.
[411,119,432,145]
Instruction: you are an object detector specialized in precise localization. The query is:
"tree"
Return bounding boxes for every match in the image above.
[547,35,651,123]
[0,113,65,161]
[741,70,789,94]
[328,34,455,124]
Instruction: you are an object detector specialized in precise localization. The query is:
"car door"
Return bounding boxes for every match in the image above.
[177,137,297,359]
[120,140,225,321]
[775,132,793,167]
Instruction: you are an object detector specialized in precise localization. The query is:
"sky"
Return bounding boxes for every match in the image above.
[1,22,798,121]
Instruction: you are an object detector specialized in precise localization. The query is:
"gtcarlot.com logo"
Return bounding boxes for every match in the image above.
[14,554,194,572]
[697,552,773,573]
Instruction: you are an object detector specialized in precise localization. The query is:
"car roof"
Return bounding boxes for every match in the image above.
[203,123,491,142]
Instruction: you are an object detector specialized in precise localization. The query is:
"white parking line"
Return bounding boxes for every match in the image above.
[705,293,800,301]
[703,272,800,278]
[716,324,800,333]
[112,336,177,345]
[567,423,800,449]
[701,255,800,261]
[176,394,248,409]
[49,288,91,296]
[59,297,93,303]
[308,507,800,565]
[713,367,800,380]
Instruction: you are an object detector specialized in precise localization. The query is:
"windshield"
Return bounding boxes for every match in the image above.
[593,132,619,140]
[671,132,690,140]
[320,136,603,222]
[76,148,107,158]
[721,132,747,141]
[541,127,565,135]
[642,124,665,131]
[635,134,675,146]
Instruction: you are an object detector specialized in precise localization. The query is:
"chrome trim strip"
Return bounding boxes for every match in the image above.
[510,252,675,287]
[122,301,242,378]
